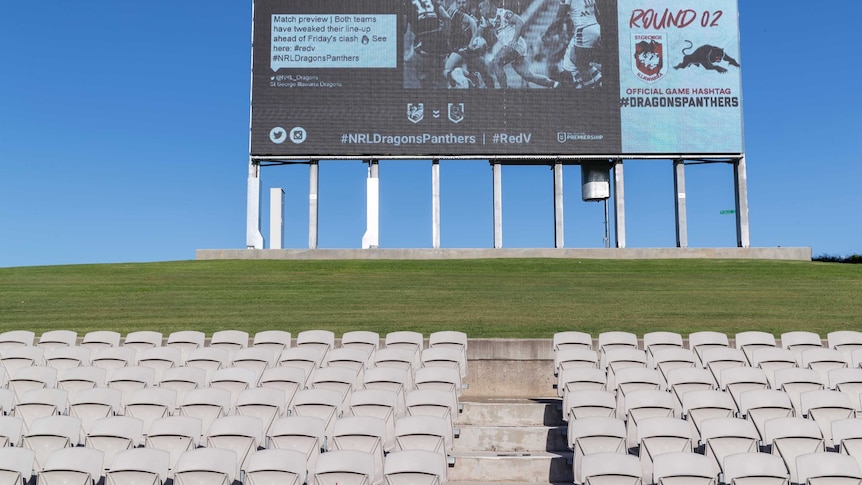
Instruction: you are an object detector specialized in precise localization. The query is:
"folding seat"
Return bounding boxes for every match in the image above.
[554,348,600,376]
[39,447,104,485]
[106,447,170,485]
[45,346,92,372]
[136,347,182,382]
[0,415,24,447]
[0,389,11,416]
[259,366,307,409]
[597,331,638,367]
[122,330,164,354]
[701,347,748,385]
[719,366,769,411]
[384,330,424,368]
[622,389,676,450]
[664,367,716,414]
[268,415,327,476]
[245,449,308,485]
[363,366,410,416]
[85,416,144,473]
[580,452,642,485]
[0,447,35,485]
[0,330,35,353]
[680,389,737,443]
[853,349,862,370]
[643,331,684,368]
[568,416,626,485]
[349,389,399,453]
[404,389,458,431]
[145,416,202,478]
[107,365,156,402]
[0,366,6,389]
[209,330,249,359]
[394,415,453,455]
[208,367,257,408]
[604,348,647,392]
[750,347,798,388]
[735,331,777,366]
[232,347,277,384]
[70,387,123,436]
[326,347,371,386]
[314,449,376,485]
[687,331,729,367]
[780,331,823,362]
[341,331,380,361]
[801,348,849,384]
[297,329,336,366]
[612,367,662,419]
[737,389,793,443]
[428,330,467,355]
[206,415,264,479]
[173,448,237,485]
[774,367,825,416]
[651,451,718,485]
[722,452,790,485]
[157,366,206,410]
[796,451,862,485]
[8,365,58,403]
[0,346,45,373]
[311,366,360,409]
[178,388,232,439]
[420,347,466,381]
[13,388,68,432]
[80,331,121,350]
[635,417,694,484]
[798,389,855,447]
[414,366,461,398]
[563,389,616,422]
[235,387,286,436]
[829,367,862,413]
[651,348,697,388]
[828,330,862,363]
[698,417,759,477]
[124,387,177,436]
[331,416,387,485]
[279,346,327,386]
[21,415,82,471]
[383,449,447,485]
[91,347,137,371]
[165,331,206,363]
[373,348,416,390]
[36,330,78,353]
[552,331,593,352]
[557,367,607,398]
[252,330,292,355]
[763,417,824,484]
[292,388,344,438]
[832,418,862,470]
[184,347,230,384]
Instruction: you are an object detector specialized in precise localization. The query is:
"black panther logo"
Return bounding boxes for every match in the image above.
[674,40,740,73]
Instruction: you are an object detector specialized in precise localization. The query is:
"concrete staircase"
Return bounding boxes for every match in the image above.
[448,397,572,485]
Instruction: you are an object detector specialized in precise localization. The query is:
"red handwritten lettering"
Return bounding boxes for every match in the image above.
[629,9,697,29]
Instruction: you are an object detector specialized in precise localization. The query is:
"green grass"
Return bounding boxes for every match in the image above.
[0,259,860,338]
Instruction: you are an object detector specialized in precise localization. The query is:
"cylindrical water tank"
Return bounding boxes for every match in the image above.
[581,162,610,201]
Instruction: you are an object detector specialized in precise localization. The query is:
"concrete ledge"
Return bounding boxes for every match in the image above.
[196,247,812,261]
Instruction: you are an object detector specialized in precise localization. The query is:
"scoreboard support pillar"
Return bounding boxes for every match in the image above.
[309,160,319,249]
[246,159,264,249]
[493,162,503,249]
[553,163,564,248]
[432,160,441,249]
[613,160,626,248]
[269,188,284,249]
[362,160,380,249]
[735,156,751,248]
[673,159,688,248]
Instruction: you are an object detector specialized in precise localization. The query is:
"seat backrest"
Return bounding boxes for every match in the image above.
[245,449,308,485]
[315,449,377,485]
[81,331,121,349]
[341,331,380,359]
[383,449,447,485]
[552,331,592,352]
[796,451,862,484]
[252,330,292,355]
[41,447,104,485]
[652,451,718,484]
[722,450,789,484]
[174,447,237,485]
[0,447,35,485]
[108,447,171,485]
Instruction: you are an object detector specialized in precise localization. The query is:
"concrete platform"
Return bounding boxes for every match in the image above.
[196,247,811,261]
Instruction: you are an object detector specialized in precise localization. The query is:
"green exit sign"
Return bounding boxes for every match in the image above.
[720,210,736,215]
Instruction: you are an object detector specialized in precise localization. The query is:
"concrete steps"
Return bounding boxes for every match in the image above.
[449,398,572,483]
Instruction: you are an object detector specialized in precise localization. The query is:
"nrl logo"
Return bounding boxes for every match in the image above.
[407,103,424,124]
[448,103,464,124]
[632,33,667,83]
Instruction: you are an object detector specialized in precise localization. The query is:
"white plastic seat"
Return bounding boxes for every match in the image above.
[796,451,862,485]
[252,330,292,356]
[719,366,769,411]
[85,416,144,474]
[157,366,206,410]
[751,347,798,388]
[699,417,760,476]
[173,447,237,485]
[209,330,249,359]
[651,348,697,388]
[232,347,277,384]
[70,387,123,436]
[420,347,466,381]
[58,366,107,400]
[555,348,600,376]
[735,331,777,366]
[45,346,92,372]
[557,367,607,397]
[123,331,164,354]
[206,415,264,479]
[569,416,627,484]
[722,451,789,485]
[636,417,694,484]
[373,349,416,390]
[185,347,230,384]
[563,389,616,422]
[652,451,718,485]
[81,331,121,350]
[829,367,862,413]
[40,447,104,485]
[363,367,409,417]
[552,331,593,352]
[331,416,387,485]
[292,388,344,438]
[613,367,662,419]
[774,367,825,416]
[137,347,182,382]
[106,447,170,485]
[0,447,35,485]
[326,347,371,379]
[829,331,862,363]
[0,389,11,416]
[107,365,156,407]
[687,331,729,367]
[36,330,78,353]
[349,388,399,452]
[780,331,823,363]
[235,387,286,436]
[13,388,68,432]
[394,415,453,454]
[0,330,35,353]
[681,389,737,443]
[279,347,326,385]
[297,330,336,367]
[341,331,380,361]
[414,366,461,397]
[145,416,202,478]
[701,347,748,385]
[8,365,58,403]
[1,346,45,374]
[315,449,376,485]
[737,389,794,443]
[208,367,257,408]
[798,389,855,447]
[643,331,684,368]
[665,367,716,414]
[268,416,327,478]
[763,417,824,484]
[0,415,24,447]
[259,366,307,408]
[125,387,177,436]
[22,415,82,471]
[310,366,360,409]
[178,388,232,439]
[801,348,849,384]
[165,331,205,364]
[383,449,447,485]
[91,347,137,371]
[623,389,677,449]
[832,418,862,471]
[404,389,457,430]
[245,449,308,485]
[428,329,467,374]
[597,331,638,368]
[604,348,647,391]
[580,452,642,485]
[384,331,423,369]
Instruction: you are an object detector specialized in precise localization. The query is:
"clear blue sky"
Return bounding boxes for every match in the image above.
[1,1,860,268]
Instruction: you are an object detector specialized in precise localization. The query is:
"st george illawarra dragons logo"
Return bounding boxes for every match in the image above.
[632,33,667,83]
